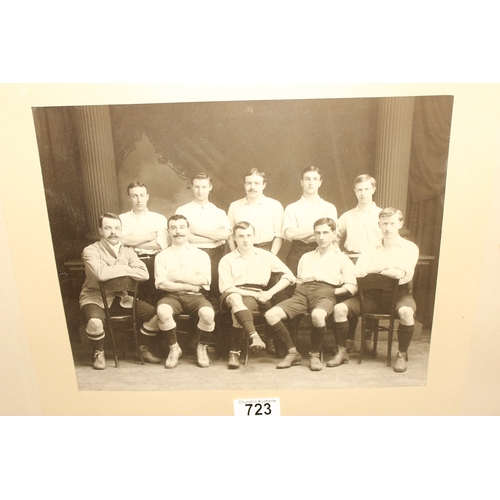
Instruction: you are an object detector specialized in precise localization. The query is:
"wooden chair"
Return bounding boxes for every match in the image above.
[236,272,286,365]
[99,276,144,368]
[356,274,399,367]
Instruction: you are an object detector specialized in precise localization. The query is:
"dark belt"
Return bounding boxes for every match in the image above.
[254,241,273,249]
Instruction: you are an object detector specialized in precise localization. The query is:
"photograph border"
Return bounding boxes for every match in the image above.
[1,83,499,415]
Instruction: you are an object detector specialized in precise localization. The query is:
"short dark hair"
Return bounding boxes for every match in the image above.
[379,207,403,222]
[243,168,266,183]
[98,212,121,229]
[301,166,322,179]
[187,172,212,189]
[313,217,336,232]
[168,214,189,227]
[353,174,376,188]
[233,221,255,235]
[127,181,148,195]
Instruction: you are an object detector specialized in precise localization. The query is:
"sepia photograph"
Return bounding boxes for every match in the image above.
[31,94,453,392]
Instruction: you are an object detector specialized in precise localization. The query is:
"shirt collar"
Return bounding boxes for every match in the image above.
[355,201,377,213]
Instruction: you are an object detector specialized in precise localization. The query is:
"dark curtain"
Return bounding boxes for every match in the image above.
[110,98,379,215]
[407,96,454,327]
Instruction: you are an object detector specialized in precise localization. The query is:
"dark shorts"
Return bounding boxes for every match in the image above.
[342,283,417,317]
[219,286,272,314]
[157,292,213,316]
[82,297,156,324]
[274,282,337,320]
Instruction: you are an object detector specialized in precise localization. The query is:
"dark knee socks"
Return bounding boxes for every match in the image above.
[397,324,414,353]
[269,321,295,350]
[333,321,349,348]
[229,327,245,352]
[196,327,212,345]
[162,328,178,347]
[310,326,326,353]
[234,310,257,335]
[90,339,104,352]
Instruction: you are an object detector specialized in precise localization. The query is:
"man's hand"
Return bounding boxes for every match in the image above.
[256,290,274,303]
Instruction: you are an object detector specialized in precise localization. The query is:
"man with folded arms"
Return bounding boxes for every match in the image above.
[227,168,284,255]
[283,166,337,275]
[79,212,160,370]
[154,215,215,368]
[175,172,231,298]
[341,207,419,373]
[218,221,295,369]
[264,217,357,371]
[119,181,169,305]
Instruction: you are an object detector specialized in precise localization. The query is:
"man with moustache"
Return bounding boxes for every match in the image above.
[227,168,284,255]
[79,213,160,370]
[119,182,169,305]
[175,173,231,298]
[154,215,215,369]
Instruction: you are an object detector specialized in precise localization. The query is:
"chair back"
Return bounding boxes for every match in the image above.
[356,273,399,316]
[98,276,140,294]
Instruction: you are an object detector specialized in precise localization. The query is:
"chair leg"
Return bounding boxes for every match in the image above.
[387,319,395,367]
[358,316,365,364]
[244,335,249,366]
[372,320,379,358]
[107,325,119,368]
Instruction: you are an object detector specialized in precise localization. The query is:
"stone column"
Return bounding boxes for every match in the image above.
[74,105,120,239]
[374,97,415,219]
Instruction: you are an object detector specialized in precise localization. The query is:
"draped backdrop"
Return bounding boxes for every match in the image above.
[33,95,453,328]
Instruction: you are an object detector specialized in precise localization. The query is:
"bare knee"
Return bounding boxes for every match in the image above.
[265,307,285,325]
[157,303,173,321]
[398,306,414,325]
[225,293,245,311]
[199,306,215,324]
[333,303,348,322]
[311,309,327,327]
[86,318,103,333]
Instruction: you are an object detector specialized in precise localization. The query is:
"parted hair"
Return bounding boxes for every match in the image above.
[127,181,148,194]
[187,172,212,188]
[233,221,255,235]
[99,212,121,229]
[243,168,266,183]
[379,207,403,222]
[301,166,322,179]
[313,217,336,232]
[168,214,190,227]
[353,174,376,188]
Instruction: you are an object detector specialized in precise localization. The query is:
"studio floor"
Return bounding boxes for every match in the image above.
[70,322,431,392]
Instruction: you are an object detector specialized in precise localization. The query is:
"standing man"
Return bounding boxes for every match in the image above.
[218,221,295,369]
[283,166,338,275]
[227,168,284,255]
[264,218,357,371]
[154,215,215,369]
[336,174,382,255]
[340,207,419,372]
[336,174,383,353]
[79,213,161,370]
[175,173,231,298]
[119,182,169,305]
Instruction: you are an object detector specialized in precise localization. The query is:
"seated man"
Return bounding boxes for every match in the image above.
[339,207,419,373]
[154,215,215,369]
[79,213,161,370]
[336,174,383,354]
[264,218,357,371]
[218,221,295,369]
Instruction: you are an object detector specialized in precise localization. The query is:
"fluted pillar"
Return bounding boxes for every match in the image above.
[374,97,415,219]
[74,105,120,239]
